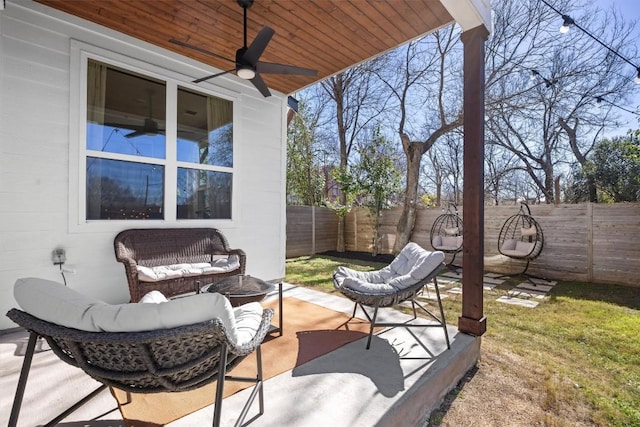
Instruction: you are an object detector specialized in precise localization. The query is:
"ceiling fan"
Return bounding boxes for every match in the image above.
[124,94,163,138]
[170,0,317,97]
[106,90,165,139]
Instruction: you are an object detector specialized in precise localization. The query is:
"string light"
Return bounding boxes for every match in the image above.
[531,69,556,88]
[539,0,640,85]
[559,15,574,34]
[593,95,639,116]
[485,47,640,116]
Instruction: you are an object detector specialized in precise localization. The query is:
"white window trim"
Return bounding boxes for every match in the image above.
[69,40,240,233]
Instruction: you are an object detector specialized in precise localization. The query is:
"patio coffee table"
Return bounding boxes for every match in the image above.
[200,275,283,335]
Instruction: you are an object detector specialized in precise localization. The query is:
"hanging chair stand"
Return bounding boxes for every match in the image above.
[496,202,545,284]
[430,203,463,273]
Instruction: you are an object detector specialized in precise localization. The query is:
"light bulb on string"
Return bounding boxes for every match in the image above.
[560,15,574,34]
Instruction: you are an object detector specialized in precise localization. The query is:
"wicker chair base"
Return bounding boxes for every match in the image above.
[7,308,273,427]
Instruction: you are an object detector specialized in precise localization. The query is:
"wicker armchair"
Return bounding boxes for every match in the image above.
[7,278,273,427]
[333,243,450,350]
[114,228,247,302]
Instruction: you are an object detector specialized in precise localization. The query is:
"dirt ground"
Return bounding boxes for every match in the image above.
[427,340,596,427]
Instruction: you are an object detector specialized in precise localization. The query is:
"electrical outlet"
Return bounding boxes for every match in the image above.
[52,248,66,266]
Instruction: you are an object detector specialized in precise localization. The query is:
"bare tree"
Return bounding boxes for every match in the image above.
[320,61,387,251]
[486,0,638,203]
[484,142,520,205]
[375,26,463,253]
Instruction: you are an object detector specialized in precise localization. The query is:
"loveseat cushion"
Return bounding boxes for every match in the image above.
[136,255,241,282]
[139,290,169,303]
[13,277,262,345]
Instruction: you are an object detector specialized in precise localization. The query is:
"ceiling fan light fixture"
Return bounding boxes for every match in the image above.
[237,66,256,80]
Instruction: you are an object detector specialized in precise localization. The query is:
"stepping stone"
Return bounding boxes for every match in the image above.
[447,287,463,294]
[429,281,453,288]
[482,276,505,285]
[435,278,459,287]
[483,283,497,291]
[416,293,449,301]
[516,282,554,293]
[528,277,557,286]
[496,296,539,308]
[442,271,463,280]
[484,273,503,278]
[508,288,547,299]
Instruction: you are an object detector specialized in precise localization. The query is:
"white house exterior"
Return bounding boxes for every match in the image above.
[0,1,289,330]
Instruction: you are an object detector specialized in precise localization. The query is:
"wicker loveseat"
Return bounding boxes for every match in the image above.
[114,228,246,302]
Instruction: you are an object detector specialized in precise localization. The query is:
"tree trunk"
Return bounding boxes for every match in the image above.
[558,118,597,202]
[336,216,345,252]
[372,212,380,256]
[393,141,422,253]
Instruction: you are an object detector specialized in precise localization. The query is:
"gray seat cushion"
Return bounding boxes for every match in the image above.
[334,243,444,295]
[13,277,262,346]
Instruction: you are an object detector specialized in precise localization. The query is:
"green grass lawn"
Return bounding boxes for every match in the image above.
[285,255,640,427]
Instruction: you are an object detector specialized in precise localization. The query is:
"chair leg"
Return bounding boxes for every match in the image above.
[9,332,108,427]
[410,300,418,319]
[256,346,264,415]
[434,278,451,349]
[366,306,379,350]
[8,331,38,427]
[234,345,264,427]
[212,343,228,427]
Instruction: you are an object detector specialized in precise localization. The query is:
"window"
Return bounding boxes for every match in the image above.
[176,87,233,219]
[85,59,234,221]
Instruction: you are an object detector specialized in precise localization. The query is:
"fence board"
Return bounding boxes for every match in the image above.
[286,203,640,286]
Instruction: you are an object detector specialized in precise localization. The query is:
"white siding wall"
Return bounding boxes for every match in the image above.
[0,2,287,330]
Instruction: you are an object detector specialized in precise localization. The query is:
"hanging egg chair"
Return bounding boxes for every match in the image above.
[497,202,544,278]
[430,203,463,270]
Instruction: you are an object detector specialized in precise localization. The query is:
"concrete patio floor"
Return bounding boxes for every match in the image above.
[1,284,480,427]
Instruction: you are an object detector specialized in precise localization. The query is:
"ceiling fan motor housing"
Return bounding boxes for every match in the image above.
[235,47,256,79]
[237,0,254,8]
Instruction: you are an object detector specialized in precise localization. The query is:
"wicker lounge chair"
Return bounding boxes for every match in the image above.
[7,278,273,427]
[333,242,450,350]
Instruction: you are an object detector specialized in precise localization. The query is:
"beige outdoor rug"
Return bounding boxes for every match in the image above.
[111,296,373,426]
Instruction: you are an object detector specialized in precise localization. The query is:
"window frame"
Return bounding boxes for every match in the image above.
[69,40,240,232]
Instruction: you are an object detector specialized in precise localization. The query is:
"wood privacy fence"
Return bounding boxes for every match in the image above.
[286,203,640,286]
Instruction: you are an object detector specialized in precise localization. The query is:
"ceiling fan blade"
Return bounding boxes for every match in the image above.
[104,123,141,131]
[194,69,236,84]
[256,61,318,76]
[169,38,237,65]
[250,73,271,97]
[125,130,146,139]
[243,26,275,65]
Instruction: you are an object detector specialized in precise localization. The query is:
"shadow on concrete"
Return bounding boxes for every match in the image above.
[292,335,407,397]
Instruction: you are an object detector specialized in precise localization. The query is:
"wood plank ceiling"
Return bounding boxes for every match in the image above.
[35,0,454,95]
